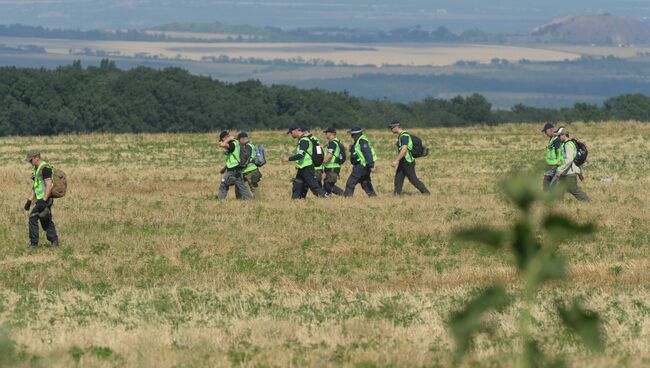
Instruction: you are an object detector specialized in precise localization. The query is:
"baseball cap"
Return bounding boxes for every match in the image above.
[219,130,229,141]
[324,127,337,133]
[287,126,300,134]
[236,132,248,139]
[348,127,364,135]
[25,150,40,162]
[388,120,401,128]
[541,122,555,132]
[556,127,568,136]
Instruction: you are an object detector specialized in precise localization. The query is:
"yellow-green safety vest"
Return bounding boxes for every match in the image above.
[352,135,377,167]
[397,131,414,163]
[324,138,342,169]
[296,135,313,169]
[225,141,241,169]
[242,142,258,174]
[33,161,49,200]
[545,136,561,166]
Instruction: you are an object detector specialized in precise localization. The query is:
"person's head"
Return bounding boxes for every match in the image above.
[541,122,556,138]
[25,151,41,168]
[348,127,364,140]
[301,126,312,136]
[287,126,303,139]
[556,127,570,142]
[219,130,233,143]
[388,120,401,135]
[324,127,337,140]
[237,131,249,144]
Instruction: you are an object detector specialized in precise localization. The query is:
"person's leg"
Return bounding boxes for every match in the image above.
[28,212,40,247]
[40,215,58,244]
[344,166,363,197]
[360,169,377,197]
[566,175,590,201]
[393,164,406,195]
[403,162,430,194]
[304,166,327,197]
[217,171,232,200]
[247,170,261,198]
[233,172,253,200]
[328,169,344,196]
[543,167,556,191]
[292,171,305,199]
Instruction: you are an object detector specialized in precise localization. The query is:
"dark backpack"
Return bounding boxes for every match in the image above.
[309,137,325,167]
[570,138,588,166]
[410,134,429,158]
[336,140,347,165]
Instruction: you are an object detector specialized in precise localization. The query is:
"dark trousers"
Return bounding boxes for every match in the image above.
[344,165,376,197]
[293,166,327,199]
[394,161,429,195]
[323,168,344,196]
[29,198,58,246]
[301,168,324,198]
[542,166,556,191]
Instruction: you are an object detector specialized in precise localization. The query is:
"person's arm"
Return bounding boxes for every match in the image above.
[285,139,309,162]
[323,141,335,164]
[392,146,408,168]
[43,179,53,201]
[219,139,231,149]
[360,141,375,169]
[24,188,35,211]
[556,143,575,177]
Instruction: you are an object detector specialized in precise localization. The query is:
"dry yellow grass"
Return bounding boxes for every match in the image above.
[0,36,581,66]
[0,122,648,367]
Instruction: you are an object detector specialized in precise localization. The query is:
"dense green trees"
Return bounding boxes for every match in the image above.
[0,62,648,136]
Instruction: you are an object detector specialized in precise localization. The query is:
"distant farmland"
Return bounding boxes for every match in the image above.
[0,36,582,66]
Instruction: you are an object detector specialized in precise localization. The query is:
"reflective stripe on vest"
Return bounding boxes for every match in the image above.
[324,138,341,169]
[545,136,560,165]
[33,161,48,200]
[397,131,414,163]
[296,135,313,169]
[353,135,377,167]
[242,142,258,174]
[225,141,241,169]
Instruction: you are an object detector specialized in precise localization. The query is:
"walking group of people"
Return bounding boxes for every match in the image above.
[217,120,430,200]
[23,121,590,250]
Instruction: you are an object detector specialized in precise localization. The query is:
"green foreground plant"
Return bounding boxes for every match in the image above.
[450,171,604,367]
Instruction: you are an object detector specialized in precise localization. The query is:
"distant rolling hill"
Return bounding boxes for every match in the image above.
[531,14,650,45]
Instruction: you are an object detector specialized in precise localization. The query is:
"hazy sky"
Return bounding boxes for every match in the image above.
[1,0,649,32]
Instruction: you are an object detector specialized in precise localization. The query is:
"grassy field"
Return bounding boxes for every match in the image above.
[0,122,649,367]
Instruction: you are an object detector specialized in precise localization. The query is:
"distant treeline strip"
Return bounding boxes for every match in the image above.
[0,60,649,136]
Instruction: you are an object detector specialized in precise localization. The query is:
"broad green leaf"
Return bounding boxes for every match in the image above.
[454,227,507,249]
[449,285,510,366]
[558,300,604,352]
[503,173,540,211]
[543,214,595,240]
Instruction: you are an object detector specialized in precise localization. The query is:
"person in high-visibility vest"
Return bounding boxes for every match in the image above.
[344,127,377,197]
[389,120,430,195]
[217,130,253,200]
[237,132,262,198]
[554,127,590,201]
[541,122,562,191]
[282,126,327,199]
[24,150,59,250]
[321,127,345,196]
[300,127,325,198]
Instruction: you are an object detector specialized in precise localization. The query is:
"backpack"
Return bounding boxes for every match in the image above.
[309,137,324,167]
[253,145,266,167]
[409,134,429,158]
[50,165,67,198]
[570,138,588,166]
[336,141,347,165]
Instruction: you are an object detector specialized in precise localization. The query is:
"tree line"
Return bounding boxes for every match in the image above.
[0,61,648,136]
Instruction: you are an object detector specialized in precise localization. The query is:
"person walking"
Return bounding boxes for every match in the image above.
[321,127,345,196]
[542,122,562,191]
[283,126,327,199]
[237,132,262,198]
[553,127,590,201]
[24,151,59,250]
[344,127,377,197]
[217,130,253,200]
[389,120,430,195]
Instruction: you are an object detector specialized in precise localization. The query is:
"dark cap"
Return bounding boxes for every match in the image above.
[287,126,300,134]
[236,131,248,139]
[324,127,336,133]
[301,126,311,132]
[348,127,364,135]
[541,122,554,132]
[25,150,40,162]
[388,120,401,128]
[219,130,229,141]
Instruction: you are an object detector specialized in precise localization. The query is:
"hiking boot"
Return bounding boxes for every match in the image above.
[50,240,60,248]
[27,243,39,252]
